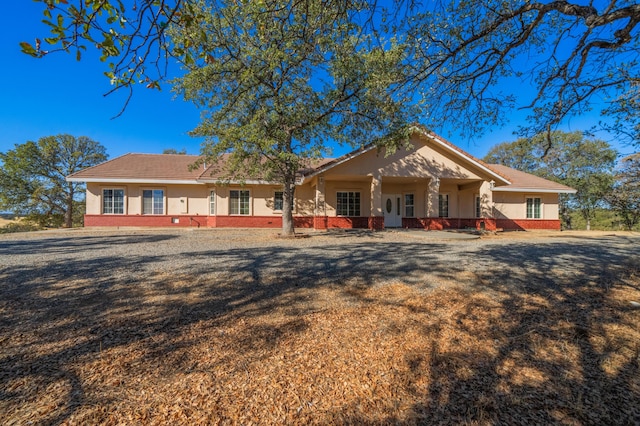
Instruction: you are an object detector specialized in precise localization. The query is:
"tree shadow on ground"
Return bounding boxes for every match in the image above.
[334,237,640,424]
[0,233,638,424]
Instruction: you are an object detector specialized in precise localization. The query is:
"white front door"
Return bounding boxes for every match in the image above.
[383,193,402,228]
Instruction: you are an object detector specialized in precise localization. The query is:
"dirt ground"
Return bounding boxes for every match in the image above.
[0,229,639,425]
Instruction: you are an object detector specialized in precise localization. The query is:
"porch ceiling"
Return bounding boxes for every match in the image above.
[381,176,429,184]
[440,177,481,186]
[322,174,370,182]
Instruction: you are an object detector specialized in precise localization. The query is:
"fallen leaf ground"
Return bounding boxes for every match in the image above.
[1,230,639,425]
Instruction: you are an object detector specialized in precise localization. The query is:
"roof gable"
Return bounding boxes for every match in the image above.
[302,126,511,185]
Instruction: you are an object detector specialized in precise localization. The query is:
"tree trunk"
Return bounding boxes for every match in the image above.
[586,217,591,231]
[281,178,296,236]
[64,184,74,228]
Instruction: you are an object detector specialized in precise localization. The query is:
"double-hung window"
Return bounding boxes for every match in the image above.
[438,194,449,218]
[475,195,482,218]
[336,191,360,216]
[404,194,415,217]
[274,191,284,211]
[143,189,164,215]
[526,197,542,219]
[230,190,250,215]
[103,189,124,214]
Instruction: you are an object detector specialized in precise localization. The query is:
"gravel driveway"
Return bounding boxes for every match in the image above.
[2,228,637,295]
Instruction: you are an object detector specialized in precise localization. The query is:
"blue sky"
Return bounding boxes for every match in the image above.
[0,2,632,161]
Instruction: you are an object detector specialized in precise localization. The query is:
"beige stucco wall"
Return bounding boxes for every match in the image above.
[324,180,371,217]
[86,182,313,217]
[86,183,210,215]
[324,136,485,181]
[295,183,315,216]
[493,192,560,220]
[210,185,278,216]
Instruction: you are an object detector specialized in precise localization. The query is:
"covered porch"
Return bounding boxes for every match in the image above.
[307,173,495,231]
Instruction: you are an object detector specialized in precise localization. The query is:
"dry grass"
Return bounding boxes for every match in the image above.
[0,216,18,227]
[1,245,639,424]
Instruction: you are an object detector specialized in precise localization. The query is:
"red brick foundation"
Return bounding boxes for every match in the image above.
[84,215,561,231]
[495,219,561,231]
[84,214,208,228]
[401,217,498,231]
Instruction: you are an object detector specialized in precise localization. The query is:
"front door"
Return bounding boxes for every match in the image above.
[383,193,402,227]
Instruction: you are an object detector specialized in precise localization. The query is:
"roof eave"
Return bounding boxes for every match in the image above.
[66,177,203,185]
[492,187,577,194]
[196,178,279,185]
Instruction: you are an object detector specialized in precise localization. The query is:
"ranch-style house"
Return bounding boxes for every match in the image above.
[67,128,576,231]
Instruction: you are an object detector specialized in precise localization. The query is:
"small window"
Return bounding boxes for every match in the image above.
[475,195,481,218]
[438,194,449,218]
[526,197,542,219]
[404,193,415,217]
[143,189,164,215]
[336,191,360,216]
[103,189,124,214]
[274,191,284,211]
[230,190,250,215]
[209,190,216,215]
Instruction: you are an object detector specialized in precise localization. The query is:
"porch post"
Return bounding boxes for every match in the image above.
[369,174,383,230]
[426,177,440,217]
[478,180,496,230]
[314,176,327,229]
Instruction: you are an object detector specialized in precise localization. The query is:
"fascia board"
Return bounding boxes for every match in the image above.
[66,177,203,185]
[492,187,577,194]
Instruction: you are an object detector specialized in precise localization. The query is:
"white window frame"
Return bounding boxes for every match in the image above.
[142,189,165,215]
[404,193,415,217]
[273,190,284,212]
[336,191,361,216]
[438,193,449,218]
[526,196,542,219]
[102,188,125,215]
[229,189,251,215]
[209,189,216,215]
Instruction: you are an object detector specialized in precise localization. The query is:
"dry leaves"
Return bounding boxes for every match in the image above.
[1,263,639,425]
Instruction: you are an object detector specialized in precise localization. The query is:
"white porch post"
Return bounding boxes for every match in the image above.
[426,177,440,217]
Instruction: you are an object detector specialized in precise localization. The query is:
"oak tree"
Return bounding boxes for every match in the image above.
[0,135,108,227]
[406,0,640,144]
[171,0,414,235]
[608,154,640,230]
